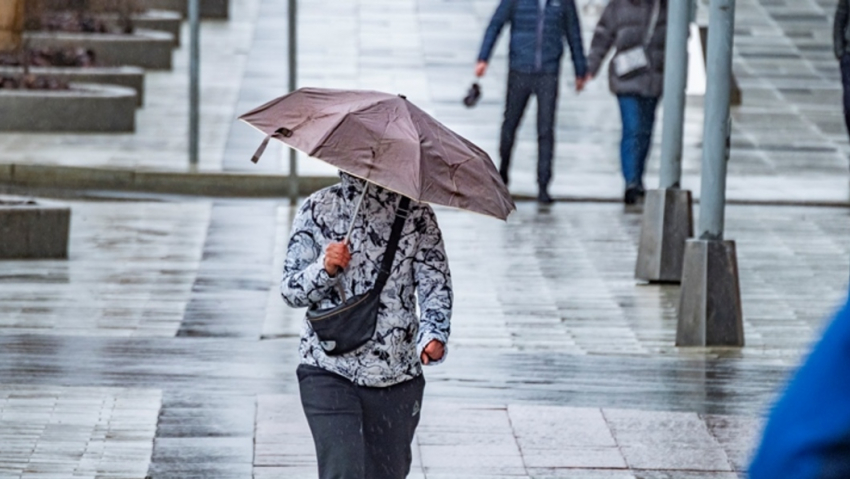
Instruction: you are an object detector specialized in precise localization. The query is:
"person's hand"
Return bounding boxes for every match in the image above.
[475,60,488,78]
[323,242,351,276]
[420,340,445,365]
[576,73,593,92]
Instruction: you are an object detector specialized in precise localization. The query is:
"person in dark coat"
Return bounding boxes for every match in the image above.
[586,0,667,204]
[475,0,588,204]
[835,0,850,146]
[749,296,850,479]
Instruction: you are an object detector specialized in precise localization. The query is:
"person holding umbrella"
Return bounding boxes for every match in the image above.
[240,88,514,479]
[281,171,450,479]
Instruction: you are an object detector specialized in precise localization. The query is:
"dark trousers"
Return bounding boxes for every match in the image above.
[842,54,850,142]
[297,364,425,479]
[499,71,560,190]
[617,94,659,190]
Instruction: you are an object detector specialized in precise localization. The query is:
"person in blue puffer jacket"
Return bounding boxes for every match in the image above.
[475,0,587,204]
[749,296,850,479]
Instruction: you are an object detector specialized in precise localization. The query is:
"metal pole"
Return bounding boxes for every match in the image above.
[287,0,298,204]
[188,0,200,169]
[634,0,695,283]
[676,0,743,347]
[697,0,735,240]
[658,0,693,189]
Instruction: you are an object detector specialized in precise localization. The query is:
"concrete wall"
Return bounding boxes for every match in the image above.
[37,0,228,19]
[0,65,145,105]
[130,9,181,45]
[25,29,175,70]
[0,83,136,132]
[142,0,229,19]
[0,204,70,259]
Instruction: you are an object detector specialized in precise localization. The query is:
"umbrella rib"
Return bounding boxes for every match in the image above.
[305,114,351,158]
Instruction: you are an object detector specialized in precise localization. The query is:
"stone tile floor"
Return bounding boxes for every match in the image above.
[1,199,848,477]
[1,0,849,204]
[0,385,160,479]
[254,395,758,478]
[2,0,850,477]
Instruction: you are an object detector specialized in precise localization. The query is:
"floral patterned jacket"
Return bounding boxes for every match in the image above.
[280,173,453,387]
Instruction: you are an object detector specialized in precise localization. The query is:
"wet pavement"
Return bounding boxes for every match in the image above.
[2,0,850,477]
[1,200,849,477]
[1,0,849,204]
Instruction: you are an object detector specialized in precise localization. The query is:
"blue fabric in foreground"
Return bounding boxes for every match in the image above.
[749,297,850,479]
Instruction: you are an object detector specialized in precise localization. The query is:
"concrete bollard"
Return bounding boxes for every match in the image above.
[635,189,693,283]
[0,202,70,259]
[676,239,743,346]
[676,0,743,347]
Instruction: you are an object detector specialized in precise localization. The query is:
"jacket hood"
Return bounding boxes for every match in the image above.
[338,171,395,204]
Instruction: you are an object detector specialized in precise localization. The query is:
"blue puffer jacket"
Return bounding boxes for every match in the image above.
[477,0,587,77]
[749,297,850,479]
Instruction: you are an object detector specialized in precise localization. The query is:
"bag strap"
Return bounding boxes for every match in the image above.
[643,0,661,47]
[373,196,412,290]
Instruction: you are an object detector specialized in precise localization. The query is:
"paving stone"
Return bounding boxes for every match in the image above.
[0,386,159,478]
[0,1,847,478]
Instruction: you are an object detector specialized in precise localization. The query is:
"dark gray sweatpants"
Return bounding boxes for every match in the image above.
[296,364,425,479]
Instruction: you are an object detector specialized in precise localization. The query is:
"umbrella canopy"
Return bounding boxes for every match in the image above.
[239,87,515,220]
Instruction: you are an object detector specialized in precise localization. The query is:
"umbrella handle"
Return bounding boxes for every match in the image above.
[345,183,369,243]
[336,183,369,303]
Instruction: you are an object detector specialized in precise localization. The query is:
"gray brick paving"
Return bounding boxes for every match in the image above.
[0,203,209,337]
[2,0,850,477]
[1,0,849,203]
[255,394,755,478]
[1,199,847,477]
[0,386,160,479]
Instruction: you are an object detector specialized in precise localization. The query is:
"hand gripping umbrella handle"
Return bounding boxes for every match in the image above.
[336,183,369,302]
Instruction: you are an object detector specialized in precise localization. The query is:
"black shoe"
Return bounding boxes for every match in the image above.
[499,169,509,187]
[624,186,641,205]
[537,189,553,205]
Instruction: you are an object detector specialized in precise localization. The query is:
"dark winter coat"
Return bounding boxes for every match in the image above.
[835,0,850,59]
[586,0,668,97]
[477,0,587,77]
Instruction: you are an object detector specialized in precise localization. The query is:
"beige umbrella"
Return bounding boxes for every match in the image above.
[239,87,515,221]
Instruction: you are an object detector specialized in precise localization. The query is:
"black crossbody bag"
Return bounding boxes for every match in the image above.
[306,197,412,356]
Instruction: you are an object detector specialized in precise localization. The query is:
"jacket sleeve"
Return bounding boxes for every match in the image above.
[561,0,587,78]
[586,1,616,77]
[478,0,514,62]
[412,205,453,365]
[280,198,338,308]
[748,299,850,478]
[835,0,849,60]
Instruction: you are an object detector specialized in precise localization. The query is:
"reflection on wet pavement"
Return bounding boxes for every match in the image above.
[0,385,160,478]
[0,199,847,477]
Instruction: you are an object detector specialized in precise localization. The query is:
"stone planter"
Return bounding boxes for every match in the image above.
[132,10,182,46]
[0,83,136,132]
[39,0,228,19]
[0,66,145,106]
[0,198,70,259]
[25,29,175,70]
[141,0,229,19]
[96,10,183,46]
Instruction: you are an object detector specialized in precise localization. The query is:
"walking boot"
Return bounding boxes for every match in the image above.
[624,186,641,205]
